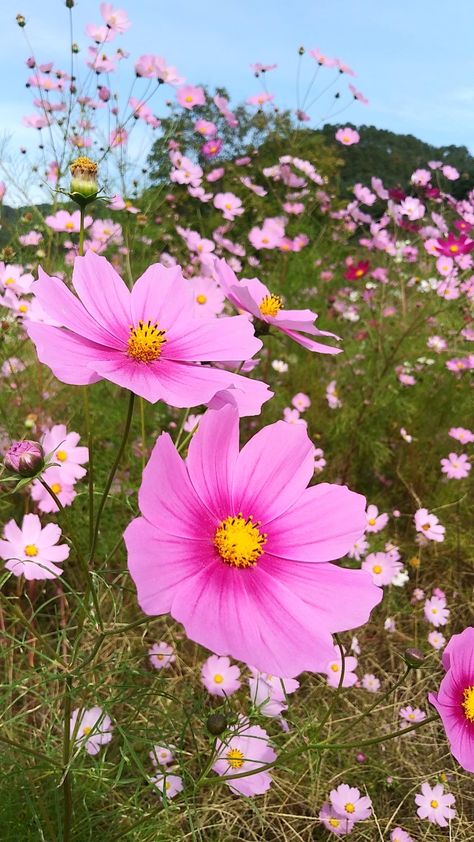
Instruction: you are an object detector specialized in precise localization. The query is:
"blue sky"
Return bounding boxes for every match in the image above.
[1,0,474,202]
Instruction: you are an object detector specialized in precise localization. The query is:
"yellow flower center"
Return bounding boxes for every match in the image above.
[51,483,62,494]
[156,654,164,660]
[462,685,474,721]
[372,564,382,574]
[259,294,283,318]
[330,664,339,672]
[127,320,166,363]
[82,726,92,736]
[328,818,340,828]
[56,450,67,462]
[214,674,223,684]
[24,544,38,557]
[344,802,355,813]
[18,305,28,313]
[65,222,75,230]
[368,517,376,526]
[214,514,266,569]
[225,203,232,209]
[185,95,193,103]
[4,277,15,285]
[355,269,364,277]
[226,748,245,769]
[430,800,438,809]
[449,244,458,253]
[196,294,207,305]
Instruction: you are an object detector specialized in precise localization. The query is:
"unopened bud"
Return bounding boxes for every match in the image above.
[206,713,227,736]
[4,440,44,477]
[16,13,26,27]
[69,156,98,203]
[298,46,305,56]
[403,647,426,669]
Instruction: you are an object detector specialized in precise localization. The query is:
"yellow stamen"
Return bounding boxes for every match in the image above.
[196,294,207,305]
[51,483,62,494]
[127,320,166,363]
[56,450,67,462]
[18,305,28,313]
[328,818,340,828]
[82,726,92,736]
[372,564,382,574]
[430,800,438,808]
[65,222,75,230]
[214,674,223,684]
[226,748,244,769]
[330,664,339,672]
[214,514,266,569]
[24,544,38,557]
[259,294,282,318]
[368,518,376,526]
[344,803,355,813]
[462,685,474,721]
[4,278,15,285]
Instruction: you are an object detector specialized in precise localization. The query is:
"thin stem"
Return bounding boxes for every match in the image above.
[88,391,135,565]
[333,667,411,743]
[139,397,146,472]
[62,674,73,842]
[314,634,346,736]
[78,206,85,257]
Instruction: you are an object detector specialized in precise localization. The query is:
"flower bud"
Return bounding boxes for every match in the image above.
[16,13,26,27]
[206,713,227,736]
[69,156,98,203]
[4,440,44,477]
[403,647,426,669]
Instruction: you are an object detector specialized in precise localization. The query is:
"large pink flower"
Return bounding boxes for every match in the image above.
[214,258,341,355]
[428,626,474,773]
[125,401,382,677]
[26,253,270,413]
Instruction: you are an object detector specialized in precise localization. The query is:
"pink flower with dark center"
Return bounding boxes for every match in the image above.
[440,452,471,479]
[329,783,372,821]
[215,259,341,356]
[201,654,241,696]
[212,716,276,795]
[0,513,69,580]
[125,401,382,677]
[428,626,474,772]
[415,782,456,826]
[26,253,269,414]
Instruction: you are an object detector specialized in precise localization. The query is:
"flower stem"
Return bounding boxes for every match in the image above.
[62,673,73,842]
[88,391,135,565]
[78,206,85,257]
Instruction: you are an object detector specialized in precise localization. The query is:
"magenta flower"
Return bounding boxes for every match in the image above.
[125,401,381,677]
[0,513,69,580]
[428,626,474,772]
[70,706,113,756]
[26,253,269,413]
[440,452,471,479]
[212,716,276,796]
[215,259,341,356]
[329,783,372,822]
[415,782,456,826]
[200,655,241,697]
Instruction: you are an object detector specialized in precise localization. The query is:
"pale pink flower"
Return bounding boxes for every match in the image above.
[30,466,76,513]
[325,647,358,688]
[99,3,130,33]
[428,630,446,650]
[424,595,450,627]
[449,426,474,444]
[326,380,342,409]
[365,504,388,533]
[213,716,276,796]
[213,192,244,221]
[335,127,359,146]
[149,745,174,766]
[440,452,471,479]
[361,673,381,692]
[329,783,372,821]
[0,513,69,580]
[390,829,413,842]
[399,197,425,220]
[415,782,455,827]
[70,706,113,755]
[148,641,175,669]
[151,773,183,801]
[291,392,311,412]
[246,92,274,107]
[283,407,307,426]
[362,552,402,586]
[348,536,369,561]
[414,508,445,542]
[200,654,241,696]
[177,85,205,110]
[41,424,88,484]
[399,705,426,726]
[188,276,225,318]
[319,802,354,835]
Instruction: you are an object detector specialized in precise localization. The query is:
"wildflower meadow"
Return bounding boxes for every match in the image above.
[0,3,473,840]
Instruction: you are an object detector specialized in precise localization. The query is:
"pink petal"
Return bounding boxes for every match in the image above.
[72,251,131,340]
[164,315,262,362]
[130,263,194,333]
[187,403,239,517]
[26,323,103,386]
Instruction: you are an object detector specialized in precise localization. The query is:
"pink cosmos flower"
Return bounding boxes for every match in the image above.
[428,626,474,772]
[335,127,359,146]
[362,552,402,586]
[30,466,76,513]
[365,504,388,533]
[149,745,174,766]
[201,138,223,158]
[415,782,456,826]
[26,253,269,414]
[148,641,175,669]
[361,673,381,692]
[424,595,450,627]
[188,276,225,318]
[326,380,342,409]
[99,3,131,33]
[0,264,34,294]
[449,426,474,444]
[177,85,205,110]
[283,407,307,426]
[200,654,241,696]
[125,401,382,677]
[329,783,372,821]
[194,119,216,137]
[390,829,413,842]
[45,210,92,233]
[70,706,113,755]
[215,259,341,356]
[399,705,426,728]
[440,452,471,479]
[348,536,369,561]
[0,513,69,580]
[41,424,88,484]
[246,92,274,107]
[151,772,183,801]
[291,392,311,412]
[414,508,445,542]
[19,231,43,247]
[248,668,299,721]
[428,630,446,650]
[325,647,358,688]
[212,716,276,795]
[319,802,354,835]
[213,192,244,221]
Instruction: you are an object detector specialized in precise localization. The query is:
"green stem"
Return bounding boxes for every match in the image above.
[88,391,135,565]
[78,206,85,257]
[314,634,346,736]
[62,674,73,842]
[139,397,146,472]
[332,667,411,743]
[0,733,59,767]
